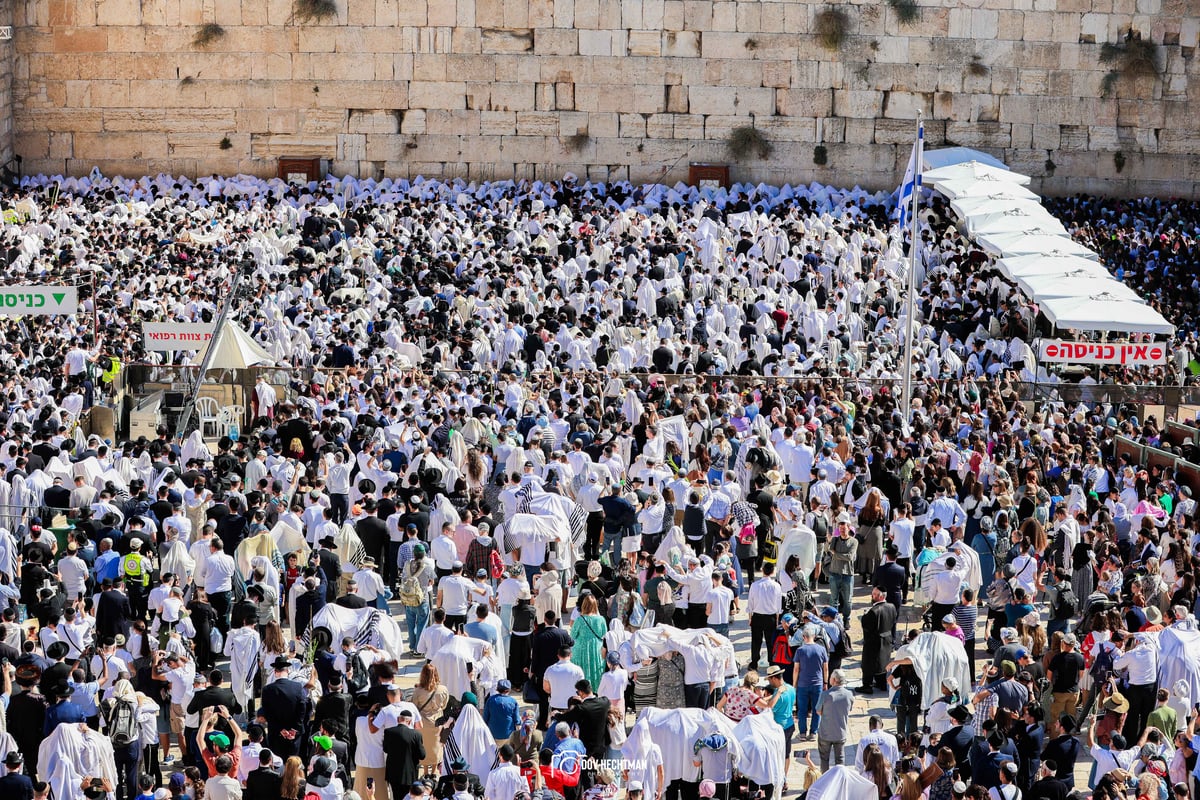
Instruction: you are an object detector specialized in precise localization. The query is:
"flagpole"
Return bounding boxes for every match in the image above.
[901,113,924,428]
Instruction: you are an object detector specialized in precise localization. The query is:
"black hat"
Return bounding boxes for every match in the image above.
[53,682,75,698]
[46,641,69,660]
[271,656,292,671]
[3,751,22,767]
[319,535,337,548]
[307,756,335,788]
[948,704,972,722]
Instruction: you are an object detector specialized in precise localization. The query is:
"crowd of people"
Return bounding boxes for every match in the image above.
[0,169,1195,800]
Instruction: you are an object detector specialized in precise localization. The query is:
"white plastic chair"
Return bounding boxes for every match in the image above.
[195,396,222,438]
[216,407,237,437]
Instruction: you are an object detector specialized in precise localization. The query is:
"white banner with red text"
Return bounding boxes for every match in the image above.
[143,322,215,351]
[1037,339,1168,367]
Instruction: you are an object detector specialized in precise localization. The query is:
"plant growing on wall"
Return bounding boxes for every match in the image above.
[1099,34,1162,97]
[1044,158,1056,176]
[814,9,849,51]
[813,145,828,165]
[1114,151,1126,173]
[295,0,338,22]
[888,0,921,25]
[192,23,225,48]
[727,126,773,160]
[968,55,989,77]
[219,136,233,150]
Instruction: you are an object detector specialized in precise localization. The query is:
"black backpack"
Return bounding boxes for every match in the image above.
[898,671,923,707]
[1054,584,1077,620]
[346,650,370,695]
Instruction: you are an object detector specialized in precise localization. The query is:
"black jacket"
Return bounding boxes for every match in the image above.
[383,723,426,788]
[555,696,611,758]
[96,588,133,639]
[245,767,283,798]
[188,685,243,716]
[356,516,389,564]
[530,625,574,678]
[872,562,907,608]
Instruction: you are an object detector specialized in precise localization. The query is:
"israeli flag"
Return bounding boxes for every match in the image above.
[896,121,924,229]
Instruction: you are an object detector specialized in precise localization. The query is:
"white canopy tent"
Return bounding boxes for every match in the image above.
[1040,292,1175,335]
[977,231,1097,259]
[1015,272,1141,302]
[920,147,1010,172]
[949,195,1047,218]
[187,320,276,368]
[925,160,1031,185]
[934,180,1040,201]
[964,209,1068,237]
[995,254,1113,281]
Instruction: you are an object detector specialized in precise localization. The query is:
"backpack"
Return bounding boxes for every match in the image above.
[1090,640,1118,682]
[346,650,369,695]
[399,569,426,607]
[106,697,139,746]
[1053,584,1077,620]
[770,632,794,666]
[897,671,923,708]
[489,549,505,581]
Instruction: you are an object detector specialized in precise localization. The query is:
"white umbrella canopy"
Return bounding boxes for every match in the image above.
[1040,292,1175,335]
[977,231,1097,258]
[950,195,1046,218]
[1015,272,1139,301]
[966,209,1068,237]
[188,321,276,368]
[931,178,1039,201]
[921,147,1010,171]
[925,160,1032,185]
[995,254,1114,281]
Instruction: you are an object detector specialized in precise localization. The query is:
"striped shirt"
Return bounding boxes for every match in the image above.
[953,603,978,641]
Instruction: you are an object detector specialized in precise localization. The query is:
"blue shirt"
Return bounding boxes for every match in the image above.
[771,684,795,729]
[792,643,828,687]
[464,619,499,650]
[94,550,120,582]
[483,693,521,740]
[68,678,100,717]
[44,700,87,734]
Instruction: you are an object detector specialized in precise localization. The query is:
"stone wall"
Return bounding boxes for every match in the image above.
[9,0,1200,195]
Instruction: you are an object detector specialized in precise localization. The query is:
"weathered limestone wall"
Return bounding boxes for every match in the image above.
[10,0,1200,195]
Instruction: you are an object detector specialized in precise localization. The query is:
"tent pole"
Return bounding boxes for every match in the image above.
[176,257,250,440]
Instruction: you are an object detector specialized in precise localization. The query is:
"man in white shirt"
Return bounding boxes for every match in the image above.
[202,538,237,635]
[746,562,784,671]
[417,608,456,658]
[854,715,900,769]
[437,562,486,629]
[925,555,964,624]
[485,745,529,800]
[323,450,353,525]
[1114,636,1160,741]
[430,523,460,579]
[704,571,736,637]
[353,558,388,609]
[666,628,725,709]
[57,542,89,600]
[665,556,713,629]
[543,646,585,713]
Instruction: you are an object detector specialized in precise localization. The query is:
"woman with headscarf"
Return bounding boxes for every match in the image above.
[411,663,450,775]
[508,584,537,687]
[571,593,608,689]
[506,708,544,764]
[855,489,885,581]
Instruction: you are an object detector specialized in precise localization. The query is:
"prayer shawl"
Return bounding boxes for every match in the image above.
[336,523,368,573]
[181,430,208,467]
[430,634,494,698]
[224,626,261,709]
[429,495,463,547]
[775,522,818,576]
[808,765,879,800]
[656,415,689,459]
[892,632,971,711]
[160,538,196,584]
[1158,622,1200,705]
[622,708,712,785]
[728,712,785,798]
[272,520,309,562]
[0,528,16,583]
[38,723,117,800]
[304,603,406,662]
[625,624,734,667]
[234,530,282,580]
[444,704,499,778]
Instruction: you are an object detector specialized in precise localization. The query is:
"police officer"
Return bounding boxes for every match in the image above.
[120,538,152,621]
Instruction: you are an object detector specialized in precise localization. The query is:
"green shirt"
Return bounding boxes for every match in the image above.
[1148,705,1177,739]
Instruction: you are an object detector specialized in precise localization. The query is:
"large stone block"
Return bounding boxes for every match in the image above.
[409,81,468,109]
[833,89,884,119]
[688,85,737,115]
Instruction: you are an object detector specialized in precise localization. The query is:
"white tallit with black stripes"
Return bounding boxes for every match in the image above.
[495,482,586,566]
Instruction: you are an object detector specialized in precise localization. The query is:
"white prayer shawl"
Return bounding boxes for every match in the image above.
[654,525,691,566]
[808,765,879,800]
[429,495,463,545]
[431,634,491,698]
[307,603,406,662]
[225,626,261,709]
[621,390,644,426]
[621,708,708,785]
[625,624,734,666]
[0,528,15,583]
[775,522,818,577]
[892,632,971,711]
[449,704,499,778]
[160,539,196,583]
[272,520,309,561]
[335,523,368,572]
[234,531,281,580]
[656,415,689,459]
[728,712,785,799]
[38,724,117,800]
[1158,622,1200,705]
[180,430,209,466]
[0,731,16,761]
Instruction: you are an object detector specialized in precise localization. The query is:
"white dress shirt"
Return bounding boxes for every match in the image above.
[485,763,529,800]
[746,576,783,616]
[1114,643,1159,685]
[544,660,585,708]
[202,553,236,593]
[431,534,459,570]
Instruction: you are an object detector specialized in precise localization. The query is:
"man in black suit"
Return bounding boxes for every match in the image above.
[259,656,311,758]
[553,679,611,760]
[355,500,389,566]
[245,747,283,798]
[857,587,898,694]
[383,710,426,799]
[95,577,133,640]
[335,583,368,608]
[943,705,977,780]
[872,545,908,615]
[529,610,574,730]
[43,476,71,514]
[434,756,484,799]
[188,669,244,717]
[316,536,342,602]
[0,751,32,800]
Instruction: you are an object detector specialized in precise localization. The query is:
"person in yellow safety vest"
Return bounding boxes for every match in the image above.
[121,537,152,620]
[100,356,121,386]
